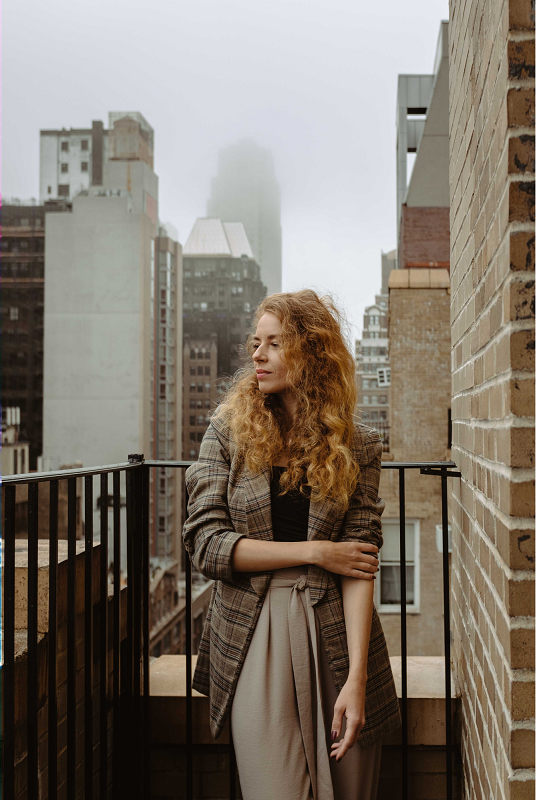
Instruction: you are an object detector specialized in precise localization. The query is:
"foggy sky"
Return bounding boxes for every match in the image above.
[3,0,449,339]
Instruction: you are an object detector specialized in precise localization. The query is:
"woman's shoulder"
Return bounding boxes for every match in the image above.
[350,418,383,460]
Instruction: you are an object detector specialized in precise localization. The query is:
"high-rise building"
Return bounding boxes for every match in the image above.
[182,218,267,457]
[1,199,70,467]
[42,113,182,569]
[206,140,282,296]
[355,251,392,447]
[396,24,450,271]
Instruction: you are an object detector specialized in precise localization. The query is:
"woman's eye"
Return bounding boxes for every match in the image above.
[271,342,279,348]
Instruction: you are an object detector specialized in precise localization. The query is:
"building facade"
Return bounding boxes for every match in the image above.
[449,1,535,797]
[182,336,219,461]
[1,199,70,468]
[206,140,282,296]
[39,111,154,204]
[355,291,390,446]
[182,219,266,457]
[396,23,450,271]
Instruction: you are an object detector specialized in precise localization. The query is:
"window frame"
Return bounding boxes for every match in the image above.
[375,518,420,614]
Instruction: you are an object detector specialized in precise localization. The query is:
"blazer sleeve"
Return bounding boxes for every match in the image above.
[182,419,246,582]
[339,428,385,550]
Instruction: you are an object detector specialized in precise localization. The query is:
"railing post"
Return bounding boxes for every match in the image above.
[441,466,453,798]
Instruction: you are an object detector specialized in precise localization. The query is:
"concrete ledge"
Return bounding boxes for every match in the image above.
[388,268,450,290]
[150,655,460,747]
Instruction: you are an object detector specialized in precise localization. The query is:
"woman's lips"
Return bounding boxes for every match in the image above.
[256,370,271,378]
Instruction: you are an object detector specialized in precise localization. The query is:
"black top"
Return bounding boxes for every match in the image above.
[270,466,311,542]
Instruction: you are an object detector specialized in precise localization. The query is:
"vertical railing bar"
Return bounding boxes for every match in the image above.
[125,465,135,797]
[398,468,408,800]
[112,470,121,796]
[100,472,109,800]
[48,480,59,799]
[229,733,237,800]
[27,482,39,799]
[185,478,194,800]
[132,462,143,799]
[67,476,77,799]
[441,468,453,799]
[84,475,94,799]
[3,485,16,800]
[142,465,151,800]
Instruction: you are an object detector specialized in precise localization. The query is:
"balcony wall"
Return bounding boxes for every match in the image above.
[149,654,462,799]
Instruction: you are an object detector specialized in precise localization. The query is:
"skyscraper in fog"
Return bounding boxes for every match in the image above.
[207,140,282,296]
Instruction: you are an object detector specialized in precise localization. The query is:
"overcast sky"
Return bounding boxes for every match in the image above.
[3,0,448,338]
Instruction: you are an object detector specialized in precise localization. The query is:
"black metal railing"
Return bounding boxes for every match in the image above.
[2,457,460,800]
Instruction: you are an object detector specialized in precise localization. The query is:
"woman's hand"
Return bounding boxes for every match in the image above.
[330,675,367,761]
[312,540,379,578]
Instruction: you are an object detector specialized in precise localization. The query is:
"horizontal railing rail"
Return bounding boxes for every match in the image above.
[2,456,460,800]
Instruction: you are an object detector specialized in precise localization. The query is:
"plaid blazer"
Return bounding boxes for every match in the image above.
[182,412,401,745]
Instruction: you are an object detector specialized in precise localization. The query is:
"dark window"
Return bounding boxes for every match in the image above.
[61,163,69,173]
[196,432,203,442]
[197,366,203,375]
[61,141,69,152]
[189,416,195,426]
[204,351,210,359]
[81,162,88,172]
[190,349,195,359]
[197,383,203,393]
[189,399,196,409]
[197,351,204,359]
[81,139,89,151]
[204,366,210,375]
[190,382,196,393]
[190,366,196,376]
[189,432,196,443]
[58,184,70,197]
[47,186,52,194]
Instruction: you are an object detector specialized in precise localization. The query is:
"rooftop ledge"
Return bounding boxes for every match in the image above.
[150,654,460,747]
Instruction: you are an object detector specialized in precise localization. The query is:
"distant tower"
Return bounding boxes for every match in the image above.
[207,140,282,296]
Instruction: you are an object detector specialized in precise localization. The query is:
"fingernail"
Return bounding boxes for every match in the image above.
[331,730,337,740]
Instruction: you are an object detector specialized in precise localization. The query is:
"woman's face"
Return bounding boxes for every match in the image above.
[251,312,290,395]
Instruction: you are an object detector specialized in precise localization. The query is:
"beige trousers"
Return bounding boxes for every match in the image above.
[231,567,383,800]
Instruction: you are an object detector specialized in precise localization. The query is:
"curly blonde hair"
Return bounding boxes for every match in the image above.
[215,289,360,510]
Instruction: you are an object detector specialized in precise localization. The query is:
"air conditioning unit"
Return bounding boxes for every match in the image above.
[435,524,452,553]
[377,367,391,387]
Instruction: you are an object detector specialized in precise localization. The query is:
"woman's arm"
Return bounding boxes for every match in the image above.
[231,537,379,575]
[329,427,384,761]
[330,577,374,760]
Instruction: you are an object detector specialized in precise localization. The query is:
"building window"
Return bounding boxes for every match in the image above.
[204,351,210,359]
[197,351,204,359]
[362,379,369,389]
[189,399,196,409]
[197,415,204,425]
[58,185,70,197]
[10,307,19,321]
[370,411,379,420]
[190,382,196,393]
[204,366,210,375]
[197,366,203,375]
[61,141,69,152]
[204,383,211,391]
[190,349,196,359]
[190,366,196,376]
[189,448,197,458]
[189,416,196,426]
[47,186,52,194]
[81,162,88,172]
[376,520,419,613]
[371,396,378,405]
[197,384,203,393]
[61,163,69,173]
[81,139,89,150]
[200,302,207,311]
[196,432,203,442]
[379,395,387,404]
[380,410,388,420]
[189,432,196,443]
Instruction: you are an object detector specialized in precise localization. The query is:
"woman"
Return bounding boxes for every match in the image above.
[182,290,401,800]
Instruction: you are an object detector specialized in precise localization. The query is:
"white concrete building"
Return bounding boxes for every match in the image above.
[39,112,154,204]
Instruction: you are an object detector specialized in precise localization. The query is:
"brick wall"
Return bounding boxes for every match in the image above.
[449,1,535,798]
[399,206,451,267]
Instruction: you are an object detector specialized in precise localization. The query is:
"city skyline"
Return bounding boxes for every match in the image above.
[4,0,449,337]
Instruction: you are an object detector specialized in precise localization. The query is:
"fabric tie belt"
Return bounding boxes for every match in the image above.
[269,572,335,800]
